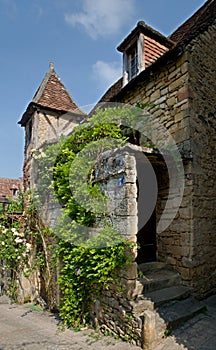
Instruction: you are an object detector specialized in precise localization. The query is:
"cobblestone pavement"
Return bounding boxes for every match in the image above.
[0,294,216,350]
[0,296,140,350]
[154,294,216,350]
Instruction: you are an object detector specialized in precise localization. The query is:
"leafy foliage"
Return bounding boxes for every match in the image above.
[0,217,29,271]
[31,107,137,325]
[29,107,145,326]
[0,194,52,302]
[55,238,132,328]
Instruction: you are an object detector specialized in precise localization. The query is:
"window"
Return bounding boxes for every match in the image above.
[129,49,138,79]
[129,46,138,80]
[27,119,32,145]
[121,33,145,87]
[12,188,18,199]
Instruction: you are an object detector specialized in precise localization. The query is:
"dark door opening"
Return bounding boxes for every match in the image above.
[135,153,157,264]
[136,209,156,264]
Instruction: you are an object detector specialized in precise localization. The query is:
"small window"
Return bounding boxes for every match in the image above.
[12,188,18,198]
[27,119,32,145]
[128,45,138,80]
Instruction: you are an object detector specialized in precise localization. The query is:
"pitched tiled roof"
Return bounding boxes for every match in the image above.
[144,35,170,68]
[117,21,173,52]
[0,178,23,200]
[19,62,84,126]
[98,78,123,102]
[169,0,216,44]
[100,0,216,103]
[32,62,79,112]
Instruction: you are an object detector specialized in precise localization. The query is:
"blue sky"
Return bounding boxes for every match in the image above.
[0,0,206,178]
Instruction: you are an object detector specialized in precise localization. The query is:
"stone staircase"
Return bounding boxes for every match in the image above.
[133,262,206,349]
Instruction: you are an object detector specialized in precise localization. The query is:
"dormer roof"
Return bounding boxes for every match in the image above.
[100,0,216,102]
[117,21,174,52]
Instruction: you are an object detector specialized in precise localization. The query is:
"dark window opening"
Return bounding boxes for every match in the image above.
[127,45,138,81]
[27,119,32,145]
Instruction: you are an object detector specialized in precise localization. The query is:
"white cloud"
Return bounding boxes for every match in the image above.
[65,0,135,39]
[92,60,122,90]
[33,3,44,19]
[2,0,17,19]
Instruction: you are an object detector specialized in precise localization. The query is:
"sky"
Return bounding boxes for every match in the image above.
[0,0,206,179]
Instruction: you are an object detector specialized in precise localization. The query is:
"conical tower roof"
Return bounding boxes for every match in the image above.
[32,62,79,112]
[19,62,84,126]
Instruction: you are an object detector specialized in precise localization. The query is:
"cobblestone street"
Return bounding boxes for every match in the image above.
[0,294,216,350]
[154,294,216,350]
[0,296,140,350]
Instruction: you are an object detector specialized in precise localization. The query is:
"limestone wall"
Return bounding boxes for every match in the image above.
[112,51,194,286]
[92,148,143,346]
[94,148,138,241]
[110,21,216,295]
[187,22,216,295]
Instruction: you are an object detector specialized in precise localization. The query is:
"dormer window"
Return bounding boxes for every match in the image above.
[121,36,144,86]
[128,44,138,80]
[118,21,173,87]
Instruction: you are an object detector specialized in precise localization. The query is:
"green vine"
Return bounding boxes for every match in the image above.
[31,107,140,327]
[55,239,132,328]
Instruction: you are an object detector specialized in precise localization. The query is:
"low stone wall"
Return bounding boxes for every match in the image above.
[92,263,143,347]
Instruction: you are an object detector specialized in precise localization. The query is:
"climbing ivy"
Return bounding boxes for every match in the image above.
[55,237,132,328]
[32,106,139,327]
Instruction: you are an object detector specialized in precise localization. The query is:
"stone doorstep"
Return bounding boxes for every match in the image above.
[131,286,193,316]
[133,262,204,349]
[144,285,193,308]
[139,268,182,293]
[157,297,206,331]
[138,262,168,273]
[142,297,206,349]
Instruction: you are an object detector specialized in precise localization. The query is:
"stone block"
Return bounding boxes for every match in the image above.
[119,262,138,280]
[168,67,181,80]
[181,61,189,74]
[130,299,154,315]
[166,96,176,106]
[150,90,161,102]
[160,89,169,99]
[169,74,187,92]
[143,310,156,350]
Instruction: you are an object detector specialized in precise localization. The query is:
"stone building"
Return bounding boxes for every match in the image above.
[19,1,216,348]
[18,62,84,195]
[0,177,23,212]
[99,0,216,296]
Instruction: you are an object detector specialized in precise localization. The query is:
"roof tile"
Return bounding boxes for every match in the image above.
[169,0,216,43]
[0,178,23,200]
[32,62,79,112]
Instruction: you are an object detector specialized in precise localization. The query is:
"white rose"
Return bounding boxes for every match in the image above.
[15,237,23,244]
[26,243,31,250]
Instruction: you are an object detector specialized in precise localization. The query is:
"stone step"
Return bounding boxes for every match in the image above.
[139,267,182,293]
[138,261,167,273]
[145,285,193,307]
[158,297,206,331]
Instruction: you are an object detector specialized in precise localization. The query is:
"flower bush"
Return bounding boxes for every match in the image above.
[0,219,30,270]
